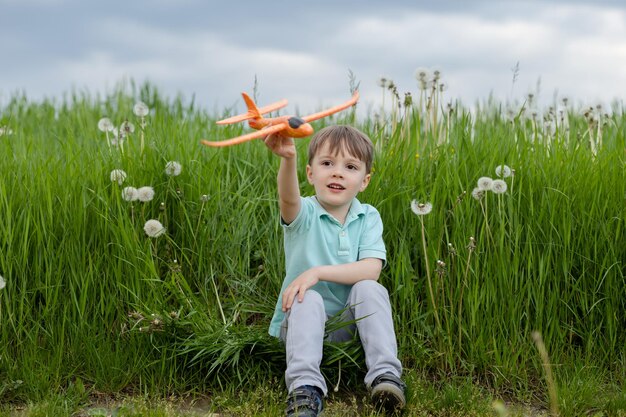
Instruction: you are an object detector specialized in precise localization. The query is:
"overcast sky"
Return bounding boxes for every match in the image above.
[1,0,625,115]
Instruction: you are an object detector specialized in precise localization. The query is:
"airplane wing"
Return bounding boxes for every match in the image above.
[302,90,359,123]
[216,94,288,125]
[201,122,289,147]
[258,99,289,115]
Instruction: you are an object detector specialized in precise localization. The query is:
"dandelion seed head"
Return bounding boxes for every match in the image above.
[144,219,165,238]
[111,127,126,146]
[165,161,182,176]
[137,186,155,202]
[377,77,388,88]
[495,165,512,178]
[121,186,138,201]
[491,179,508,194]
[111,135,125,147]
[477,176,494,191]
[120,120,135,134]
[200,194,210,202]
[128,311,143,320]
[436,259,446,276]
[403,92,413,107]
[0,126,14,136]
[133,101,149,117]
[110,169,127,185]
[98,117,114,132]
[410,200,433,216]
[471,187,485,200]
[415,67,430,81]
[0,275,5,290]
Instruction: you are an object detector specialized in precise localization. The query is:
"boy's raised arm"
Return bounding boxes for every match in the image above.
[264,134,301,224]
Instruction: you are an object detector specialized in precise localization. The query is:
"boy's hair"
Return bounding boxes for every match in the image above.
[307,125,374,173]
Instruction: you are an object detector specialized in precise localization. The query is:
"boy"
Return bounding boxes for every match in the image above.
[264,125,405,416]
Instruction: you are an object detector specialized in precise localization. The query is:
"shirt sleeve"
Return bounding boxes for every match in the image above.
[281,196,311,234]
[358,207,387,266]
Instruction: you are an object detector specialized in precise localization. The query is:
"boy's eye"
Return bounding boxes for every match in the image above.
[321,161,332,166]
[347,164,358,170]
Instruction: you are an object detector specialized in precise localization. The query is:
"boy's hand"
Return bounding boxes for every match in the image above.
[282,268,319,312]
[264,131,296,159]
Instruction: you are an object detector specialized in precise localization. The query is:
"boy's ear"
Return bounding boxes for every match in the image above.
[306,165,314,184]
[359,173,371,192]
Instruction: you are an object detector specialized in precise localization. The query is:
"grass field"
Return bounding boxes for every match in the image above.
[0,78,625,416]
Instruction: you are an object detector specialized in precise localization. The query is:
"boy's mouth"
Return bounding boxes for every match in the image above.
[327,183,345,190]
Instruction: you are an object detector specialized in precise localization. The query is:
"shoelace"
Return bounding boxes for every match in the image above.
[286,387,322,414]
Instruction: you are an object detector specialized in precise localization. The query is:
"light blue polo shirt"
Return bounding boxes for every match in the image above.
[269,196,386,337]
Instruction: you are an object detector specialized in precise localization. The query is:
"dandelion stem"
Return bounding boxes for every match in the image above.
[333,359,341,393]
[479,199,493,246]
[420,216,441,331]
[458,242,474,351]
[195,200,206,240]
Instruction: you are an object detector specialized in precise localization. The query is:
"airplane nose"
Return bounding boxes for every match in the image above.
[288,116,306,129]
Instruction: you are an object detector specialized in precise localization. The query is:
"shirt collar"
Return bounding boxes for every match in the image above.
[312,196,365,225]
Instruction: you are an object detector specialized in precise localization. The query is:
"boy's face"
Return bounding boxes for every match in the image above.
[306,142,371,219]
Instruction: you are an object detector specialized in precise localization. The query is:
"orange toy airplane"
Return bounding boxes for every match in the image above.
[201,90,359,147]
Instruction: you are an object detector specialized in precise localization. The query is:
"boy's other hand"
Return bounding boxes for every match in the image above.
[264,131,296,159]
[282,268,319,311]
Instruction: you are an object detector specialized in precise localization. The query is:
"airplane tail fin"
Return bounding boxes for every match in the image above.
[216,93,288,125]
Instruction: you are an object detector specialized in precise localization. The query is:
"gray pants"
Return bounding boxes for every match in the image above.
[280,280,402,395]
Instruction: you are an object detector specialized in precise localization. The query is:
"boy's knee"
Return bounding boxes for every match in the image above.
[352,280,388,298]
[284,290,325,340]
[289,289,324,316]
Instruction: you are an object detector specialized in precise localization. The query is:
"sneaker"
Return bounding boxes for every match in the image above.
[370,372,406,412]
[285,385,324,417]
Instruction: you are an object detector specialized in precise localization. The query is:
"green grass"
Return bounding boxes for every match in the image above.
[0,80,624,416]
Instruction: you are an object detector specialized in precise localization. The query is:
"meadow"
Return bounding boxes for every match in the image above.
[0,76,625,416]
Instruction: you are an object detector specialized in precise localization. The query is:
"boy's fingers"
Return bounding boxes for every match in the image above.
[282,291,289,311]
[282,288,295,311]
[282,286,305,311]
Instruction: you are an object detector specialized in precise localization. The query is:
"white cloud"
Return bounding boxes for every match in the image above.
[45,19,347,113]
[326,4,626,107]
[1,2,625,113]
